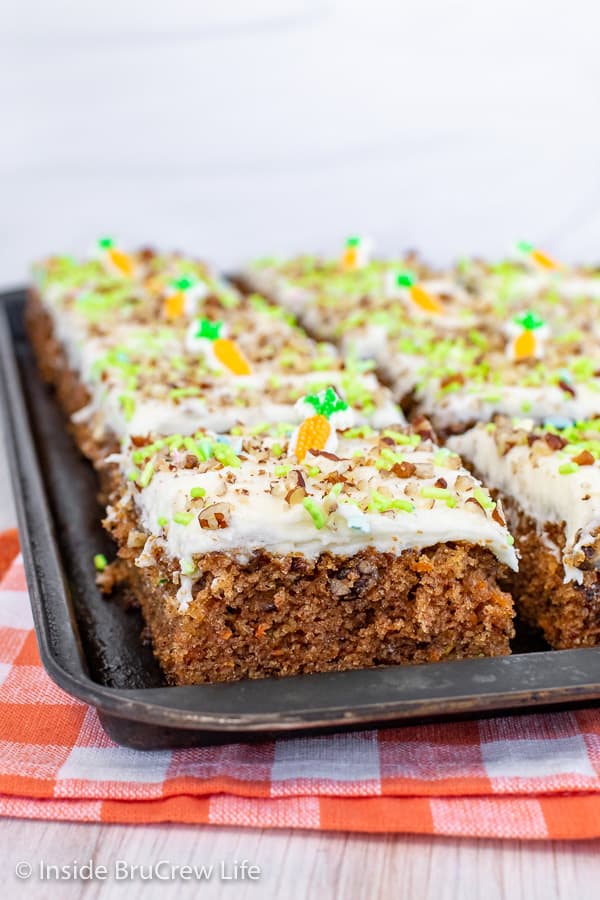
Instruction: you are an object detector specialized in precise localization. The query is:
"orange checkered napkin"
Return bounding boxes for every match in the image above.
[1,530,600,839]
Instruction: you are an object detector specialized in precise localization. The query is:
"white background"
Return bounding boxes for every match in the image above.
[1,0,600,286]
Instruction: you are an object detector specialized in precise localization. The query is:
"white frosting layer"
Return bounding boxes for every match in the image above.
[419,383,600,431]
[36,274,404,440]
[73,369,403,438]
[483,271,600,302]
[243,266,476,334]
[241,267,315,316]
[111,432,517,610]
[448,425,600,583]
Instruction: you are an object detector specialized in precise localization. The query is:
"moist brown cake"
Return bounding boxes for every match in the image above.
[103,496,514,684]
[99,423,517,684]
[500,499,600,649]
[25,290,119,465]
[449,417,600,649]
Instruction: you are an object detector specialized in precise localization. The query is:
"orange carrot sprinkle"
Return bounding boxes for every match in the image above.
[108,248,134,278]
[341,247,359,271]
[410,284,444,314]
[513,329,536,360]
[164,291,185,320]
[531,249,560,270]
[213,338,251,375]
[294,414,331,462]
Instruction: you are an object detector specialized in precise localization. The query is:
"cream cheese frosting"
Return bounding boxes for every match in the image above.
[448,419,600,583]
[106,426,518,609]
[33,251,405,442]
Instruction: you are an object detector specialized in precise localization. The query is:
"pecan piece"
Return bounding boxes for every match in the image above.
[198,502,231,529]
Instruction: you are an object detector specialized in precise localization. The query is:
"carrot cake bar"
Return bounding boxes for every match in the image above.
[102,406,517,683]
[27,245,404,465]
[242,244,600,433]
[449,416,600,648]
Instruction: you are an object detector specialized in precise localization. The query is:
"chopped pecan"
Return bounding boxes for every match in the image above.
[558,380,576,398]
[198,502,231,529]
[573,449,595,466]
[492,507,506,527]
[392,460,416,478]
[285,486,308,506]
[545,432,567,451]
[127,529,146,548]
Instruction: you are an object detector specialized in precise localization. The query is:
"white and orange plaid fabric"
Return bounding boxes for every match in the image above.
[1,529,600,838]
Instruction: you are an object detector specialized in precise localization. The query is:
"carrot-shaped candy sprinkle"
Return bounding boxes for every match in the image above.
[289,387,355,462]
[97,237,135,278]
[507,311,549,361]
[164,276,208,320]
[185,318,251,375]
[340,236,372,271]
[388,269,445,315]
[516,240,562,271]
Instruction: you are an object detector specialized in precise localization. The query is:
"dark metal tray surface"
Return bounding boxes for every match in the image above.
[1,289,600,749]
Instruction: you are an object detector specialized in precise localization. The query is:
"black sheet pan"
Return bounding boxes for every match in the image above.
[1,288,600,749]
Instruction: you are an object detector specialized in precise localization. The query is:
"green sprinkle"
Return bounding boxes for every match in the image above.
[310,356,337,371]
[368,490,413,514]
[383,429,420,446]
[139,462,154,488]
[272,442,283,458]
[213,443,241,468]
[274,464,292,477]
[126,469,139,481]
[196,438,214,460]
[181,559,196,576]
[173,512,194,526]
[170,387,202,400]
[183,436,201,460]
[473,487,495,510]
[467,329,488,349]
[157,516,169,527]
[190,487,206,499]
[303,497,327,529]
[119,394,136,422]
[389,497,414,512]
[249,422,270,435]
[131,440,165,465]
[344,425,375,439]
[433,449,451,465]
[559,462,579,475]
[421,486,457,507]
[307,466,321,477]
[380,448,404,464]
[507,534,515,546]
[94,553,108,572]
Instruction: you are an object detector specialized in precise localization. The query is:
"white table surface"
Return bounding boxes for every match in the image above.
[3,2,600,893]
